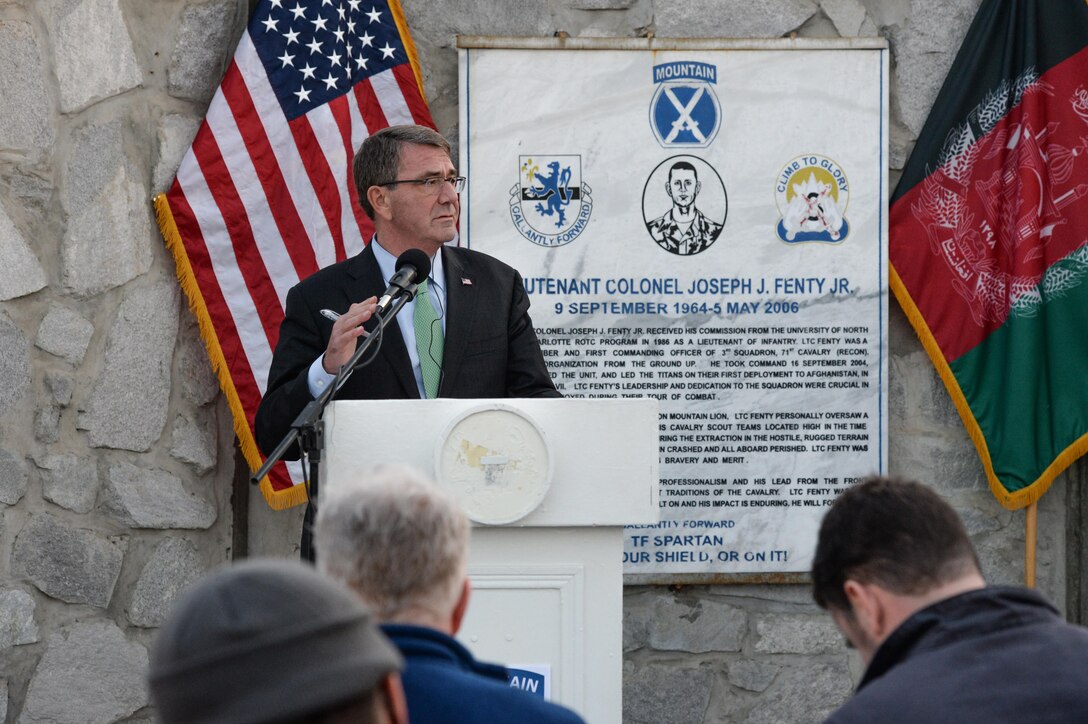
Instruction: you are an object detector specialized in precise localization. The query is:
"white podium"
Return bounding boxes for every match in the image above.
[323,398,659,723]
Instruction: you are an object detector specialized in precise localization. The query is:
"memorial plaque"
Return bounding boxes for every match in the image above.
[460,38,889,577]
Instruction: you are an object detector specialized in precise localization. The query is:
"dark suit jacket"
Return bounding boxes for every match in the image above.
[254,243,560,455]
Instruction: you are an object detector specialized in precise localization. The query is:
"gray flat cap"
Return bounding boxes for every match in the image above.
[149,558,403,723]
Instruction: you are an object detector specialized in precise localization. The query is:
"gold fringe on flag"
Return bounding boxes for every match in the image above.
[155,194,310,510]
[389,0,429,105]
[890,263,1088,510]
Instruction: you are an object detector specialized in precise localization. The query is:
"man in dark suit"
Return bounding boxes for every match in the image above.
[255,125,559,553]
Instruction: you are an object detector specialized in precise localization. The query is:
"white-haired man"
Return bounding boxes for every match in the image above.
[316,463,585,724]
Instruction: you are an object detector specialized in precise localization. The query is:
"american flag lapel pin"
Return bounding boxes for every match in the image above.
[461,277,472,286]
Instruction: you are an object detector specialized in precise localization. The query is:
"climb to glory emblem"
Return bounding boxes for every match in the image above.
[510,155,593,247]
[774,154,851,243]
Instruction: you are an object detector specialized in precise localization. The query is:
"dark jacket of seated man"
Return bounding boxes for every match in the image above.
[383,624,584,724]
[813,476,1088,724]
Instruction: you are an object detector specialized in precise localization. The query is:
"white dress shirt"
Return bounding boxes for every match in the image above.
[307,237,447,399]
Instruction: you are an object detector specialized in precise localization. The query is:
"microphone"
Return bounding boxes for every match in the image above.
[377,249,432,313]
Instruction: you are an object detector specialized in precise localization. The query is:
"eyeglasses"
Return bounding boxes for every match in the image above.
[378,176,466,194]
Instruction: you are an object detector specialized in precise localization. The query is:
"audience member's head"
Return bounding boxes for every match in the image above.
[149,558,407,724]
[811,475,984,662]
[316,463,472,633]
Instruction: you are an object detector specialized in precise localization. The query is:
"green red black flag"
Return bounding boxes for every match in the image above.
[890,0,1088,509]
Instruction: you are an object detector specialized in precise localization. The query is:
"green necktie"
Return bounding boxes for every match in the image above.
[413,278,444,398]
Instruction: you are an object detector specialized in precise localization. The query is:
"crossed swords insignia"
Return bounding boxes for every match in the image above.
[663,85,707,143]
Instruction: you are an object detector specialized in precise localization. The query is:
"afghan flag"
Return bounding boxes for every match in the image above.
[891,0,1088,509]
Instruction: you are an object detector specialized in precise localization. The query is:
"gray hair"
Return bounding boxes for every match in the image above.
[315,463,470,621]
[352,125,452,219]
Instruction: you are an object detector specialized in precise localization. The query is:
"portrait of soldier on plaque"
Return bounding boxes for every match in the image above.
[642,155,727,256]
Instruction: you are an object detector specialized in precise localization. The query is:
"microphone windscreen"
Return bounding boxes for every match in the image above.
[395,248,431,279]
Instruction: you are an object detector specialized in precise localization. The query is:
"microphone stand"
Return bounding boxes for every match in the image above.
[251,286,418,561]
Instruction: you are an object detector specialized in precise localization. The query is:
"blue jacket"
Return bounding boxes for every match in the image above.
[826,587,1088,723]
[382,624,585,724]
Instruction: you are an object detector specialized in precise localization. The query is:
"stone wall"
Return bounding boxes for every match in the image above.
[0,1,245,720]
[0,0,1075,722]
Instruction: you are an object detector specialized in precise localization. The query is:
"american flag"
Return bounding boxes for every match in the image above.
[155,0,434,509]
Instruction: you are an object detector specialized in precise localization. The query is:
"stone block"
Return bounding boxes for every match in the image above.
[169,410,217,475]
[45,0,142,113]
[892,48,957,138]
[1,166,54,212]
[0,588,39,649]
[628,593,747,653]
[34,405,61,444]
[153,113,201,193]
[796,10,839,37]
[0,20,55,155]
[975,523,1024,586]
[0,314,31,417]
[38,453,100,514]
[744,662,853,723]
[622,593,651,652]
[62,120,119,211]
[623,660,713,724]
[716,584,819,605]
[0,202,47,301]
[727,659,779,693]
[0,448,29,505]
[886,296,920,350]
[899,0,979,53]
[889,433,985,492]
[246,490,305,557]
[101,461,216,529]
[20,621,148,724]
[655,0,817,37]
[13,514,124,607]
[177,322,220,406]
[821,0,868,36]
[168,1,241,101]
[36,305,94,365]
[888,348,961,434]
[889,120,915,171]
[0,680,6,722]
[857,0,909,27]
[886,0,980,136]
[569,0,636,9]
[129,538,206,627]
[45,371,74,407]
[753,613,841,654]
[403,0,558,47]
[956,502,1008,536]
[78,277,178,451]
[60,120,152,296]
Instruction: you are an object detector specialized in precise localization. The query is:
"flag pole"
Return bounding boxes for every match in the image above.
[1024,501,1037,588]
